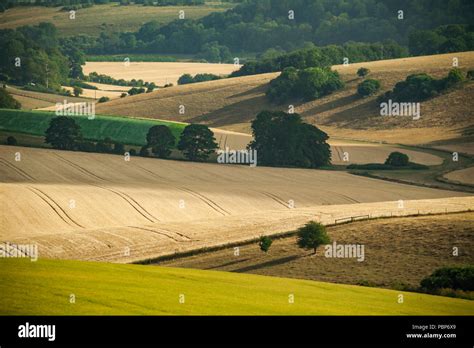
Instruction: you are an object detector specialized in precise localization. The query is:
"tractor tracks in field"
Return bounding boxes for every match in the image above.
[53,153,160,223]
[27,186,84,228]
[129,226,192,243]
[0,158,36,181]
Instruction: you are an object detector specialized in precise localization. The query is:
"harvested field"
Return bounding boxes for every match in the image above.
[6,86,91,110]
[83,61,241,86]
[95,52,474,146]
[444,167,474,185]
[0,145,471,263]
[161,213,474,290]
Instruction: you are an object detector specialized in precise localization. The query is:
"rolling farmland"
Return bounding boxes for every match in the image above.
[1,145,471,263]
[1,258,473,315]
[95,52,474,146]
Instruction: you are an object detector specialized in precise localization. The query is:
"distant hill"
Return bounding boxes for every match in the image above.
[96,51,474,145]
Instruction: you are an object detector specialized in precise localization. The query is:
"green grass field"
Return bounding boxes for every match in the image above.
[0,258,472,315]
[0,109,187,146]
[0,3,234,37]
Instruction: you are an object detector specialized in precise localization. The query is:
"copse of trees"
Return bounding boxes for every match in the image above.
[267,66,343,104]
[0,23,71,89]
[231,42,407,78]
[378,68,466,103]
[420,266,474,292]
[409,24,474,56]
[177,124,218,161]
[0,87,21,109]
[357,79,380,97]
[249,111,331,168]
[177,73,222,85]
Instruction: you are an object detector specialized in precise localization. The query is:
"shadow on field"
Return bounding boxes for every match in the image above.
[233,255,302,273]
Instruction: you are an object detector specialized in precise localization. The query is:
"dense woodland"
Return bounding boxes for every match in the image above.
[0,0,473,91]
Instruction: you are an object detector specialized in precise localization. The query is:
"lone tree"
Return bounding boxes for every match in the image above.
[45,116,82,150]
[259,236,273,253]
[249,111,331,168]
[146,125,175,159]
[385,151,409,167]
[177,124,218,161]
[297,221,330,254]
[357,67,370,77]
[357,79,381,97]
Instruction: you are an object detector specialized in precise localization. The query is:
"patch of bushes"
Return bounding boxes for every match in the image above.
[177,73,222,85]
[98,96,110,103]
[385,151,409,167]
[357,79,380,97]
[267,67,344,104]
[420,266,474,292]
[357,67,370,77]
[128,87,146,95]
[378,68,466,103]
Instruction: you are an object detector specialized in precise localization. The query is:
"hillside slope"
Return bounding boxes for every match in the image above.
[1,258,472,315]
[96,52,474,145]
[1,145,471,262]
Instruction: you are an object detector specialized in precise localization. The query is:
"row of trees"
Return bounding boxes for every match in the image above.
[177,73,221,85]
[44,116,218,162]
[267,67,344,104]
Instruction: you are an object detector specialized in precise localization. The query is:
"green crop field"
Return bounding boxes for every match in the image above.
[1,258,473,315]
[0,109,187,146]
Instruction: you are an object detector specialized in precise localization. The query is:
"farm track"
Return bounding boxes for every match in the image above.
[0,158,36,181]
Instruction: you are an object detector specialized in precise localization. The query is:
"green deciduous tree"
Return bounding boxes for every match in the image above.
[45,116,82,150]
[297,221,330,254]
[146,125,175,158]
[177,124,218,161]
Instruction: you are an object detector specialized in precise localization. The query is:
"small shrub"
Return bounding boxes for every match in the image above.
[78,141,96,152]
[258,236,273,253]
[357,79,381,97]
[357,67,370,77]
[384,152,409,167]
[129,148,137,156]
[467,70,474,80]
[113,142,125,155]
[98,96,110,103]
[6,135,17,146]
[120,93,127,98]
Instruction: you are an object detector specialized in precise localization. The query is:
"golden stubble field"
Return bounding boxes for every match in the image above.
[95,52,474,146]
[1,145,472,263]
